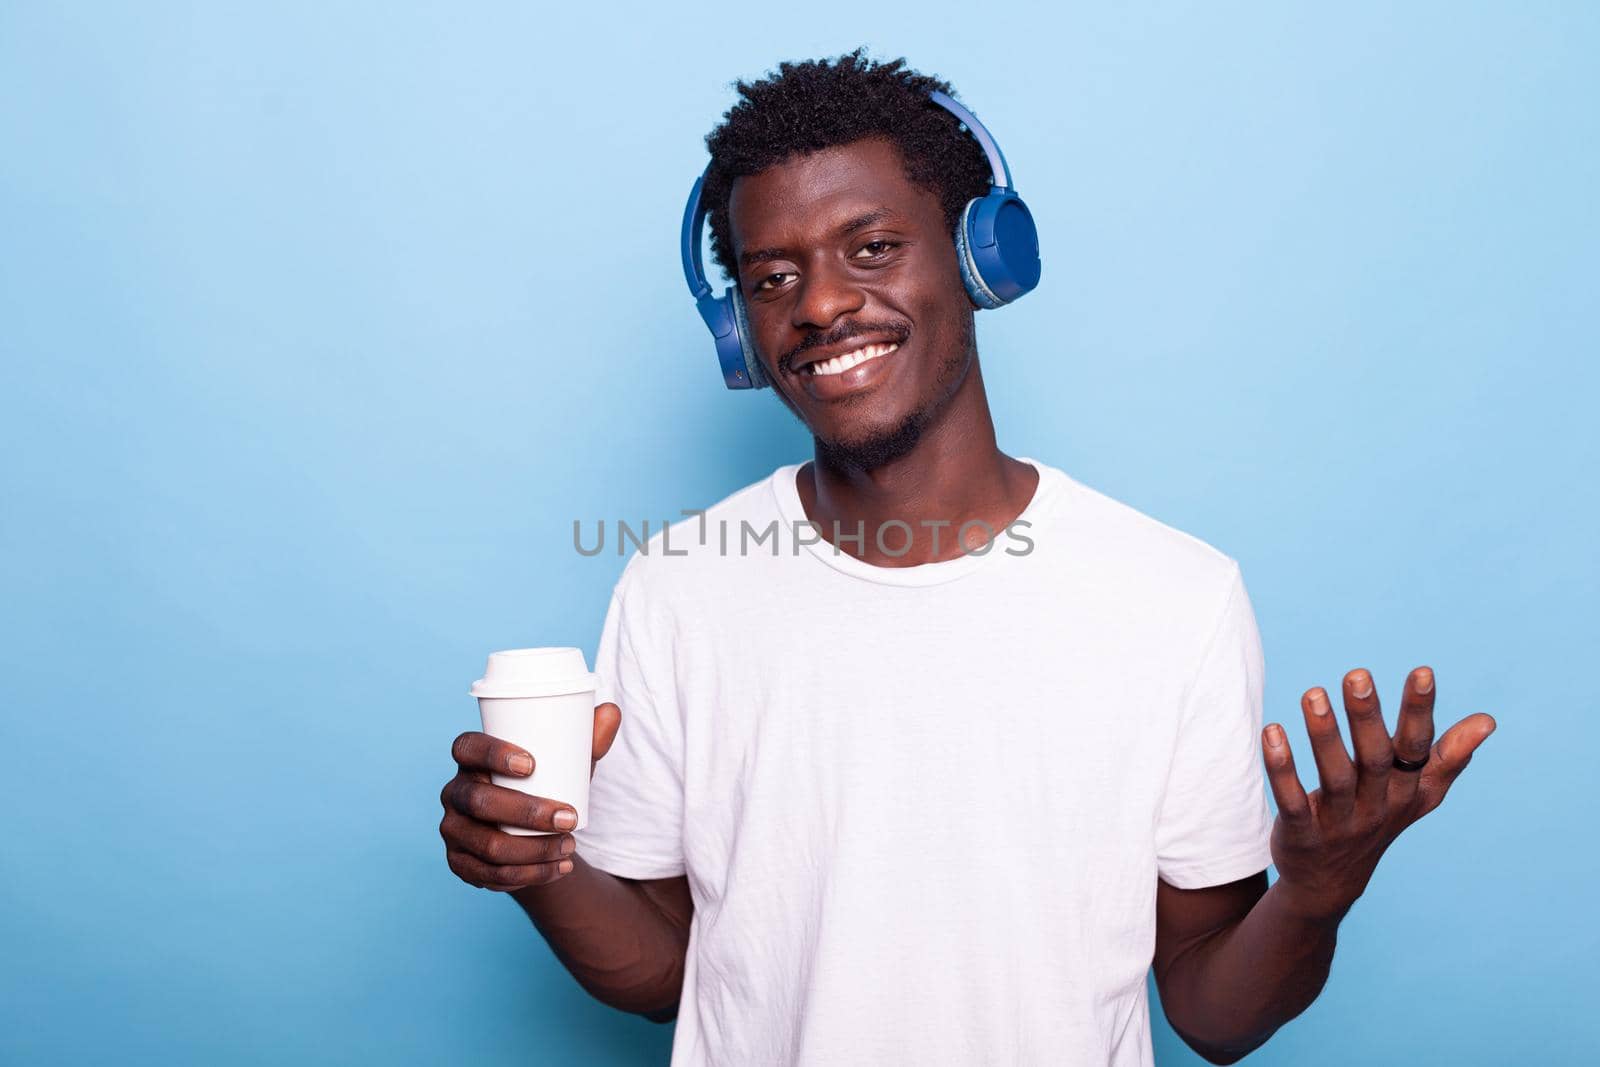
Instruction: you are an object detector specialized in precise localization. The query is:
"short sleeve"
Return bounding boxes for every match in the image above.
[570,565,687,879]
[1154,564,1276,889]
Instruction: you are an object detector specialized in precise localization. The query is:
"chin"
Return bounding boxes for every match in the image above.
[814,406,931,471]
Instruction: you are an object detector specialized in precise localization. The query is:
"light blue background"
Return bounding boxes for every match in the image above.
[3,3,1595,1064]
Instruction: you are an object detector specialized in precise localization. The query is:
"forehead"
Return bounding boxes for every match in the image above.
[727,137,941,256]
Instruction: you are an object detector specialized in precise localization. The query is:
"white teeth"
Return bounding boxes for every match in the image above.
[807,343,899,376]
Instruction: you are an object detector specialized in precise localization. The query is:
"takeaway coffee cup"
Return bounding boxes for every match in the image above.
[471,647,597,837]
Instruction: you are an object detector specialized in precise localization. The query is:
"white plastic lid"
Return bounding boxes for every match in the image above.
[470,647,597,699]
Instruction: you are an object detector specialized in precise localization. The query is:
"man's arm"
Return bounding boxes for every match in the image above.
[442,720,695,1023]
[512,863,693,1022]
[1154,666,1496,1064]
[1153,871,1339,1064]
[631,874,695,1022]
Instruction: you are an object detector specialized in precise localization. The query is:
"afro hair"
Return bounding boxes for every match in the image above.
[701,48,994,284]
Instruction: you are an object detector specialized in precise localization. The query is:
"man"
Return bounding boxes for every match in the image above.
[439,51,1496,1065]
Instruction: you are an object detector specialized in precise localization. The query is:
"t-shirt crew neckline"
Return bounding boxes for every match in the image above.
[769,456,1065,588]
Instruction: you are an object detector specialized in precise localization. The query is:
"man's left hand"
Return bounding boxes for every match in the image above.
[1260,666,1496,923]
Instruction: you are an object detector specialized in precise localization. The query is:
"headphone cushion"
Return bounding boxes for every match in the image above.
[955,198,1007,310]
[727,284,770,389]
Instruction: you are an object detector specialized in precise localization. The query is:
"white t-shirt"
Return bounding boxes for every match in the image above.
[572,457,1275,1067]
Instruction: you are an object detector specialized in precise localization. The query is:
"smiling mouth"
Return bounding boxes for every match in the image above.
[803,342,900,377]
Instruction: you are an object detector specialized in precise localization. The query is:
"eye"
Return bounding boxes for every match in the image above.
[755,271,793,292]
[853,239,899,259]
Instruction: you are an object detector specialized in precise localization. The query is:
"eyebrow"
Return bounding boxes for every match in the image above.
[737,208,899,269]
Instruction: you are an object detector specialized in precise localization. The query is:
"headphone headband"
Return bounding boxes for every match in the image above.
[927,90,1012,192]
[680,170,715,301]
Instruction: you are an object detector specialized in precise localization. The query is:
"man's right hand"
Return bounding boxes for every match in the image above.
[439,702,622,892]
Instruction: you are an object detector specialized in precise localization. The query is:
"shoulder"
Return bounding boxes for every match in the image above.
[1034,460,1244,612]
[609,464,793,610]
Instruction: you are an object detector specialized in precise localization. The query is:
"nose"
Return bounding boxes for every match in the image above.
[791,258,866,332]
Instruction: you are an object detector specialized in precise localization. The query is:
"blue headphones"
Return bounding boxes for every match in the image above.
[679,89,1041,390]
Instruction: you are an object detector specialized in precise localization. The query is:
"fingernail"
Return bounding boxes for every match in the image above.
[558,859,574,874]
[560,836,576,855]
[1349,671,1373,699]
[508,753,533,776]
[1310,689,1330,715]
[1414,668,1434,695]
[553,810,578,830]
[1266,725,1285,748]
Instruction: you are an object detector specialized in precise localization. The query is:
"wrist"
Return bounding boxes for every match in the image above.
[1270,877,1355,928]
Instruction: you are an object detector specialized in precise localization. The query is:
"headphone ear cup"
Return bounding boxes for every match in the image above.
[727,284,770,389]
[961,193,1042,308]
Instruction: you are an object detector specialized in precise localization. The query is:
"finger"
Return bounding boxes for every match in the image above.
[1341,668,1393,814]
[1391,666,1436,766]
[445,847,572,891]
[1303,687,1357,818]
[440,766,491,810]
[1262,723,1312,827]
[592,703,621,768]
[440,809,576,867]
[451,730,534,777]
[1416,713,1497,816]
[441,777,579,832]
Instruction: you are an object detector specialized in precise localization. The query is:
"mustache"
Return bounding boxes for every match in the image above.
[779,320,912,375]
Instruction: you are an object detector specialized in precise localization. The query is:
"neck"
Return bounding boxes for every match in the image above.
[796,358,1039,566]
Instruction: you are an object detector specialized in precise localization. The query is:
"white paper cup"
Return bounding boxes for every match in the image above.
[471,647,597,837]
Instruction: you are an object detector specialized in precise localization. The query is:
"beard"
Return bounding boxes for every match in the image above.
[815,401,931,471]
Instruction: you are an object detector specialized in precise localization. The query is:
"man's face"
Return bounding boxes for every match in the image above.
[728,136,977,468]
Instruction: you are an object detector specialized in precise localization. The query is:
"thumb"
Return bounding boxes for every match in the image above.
[591,702,622,772]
